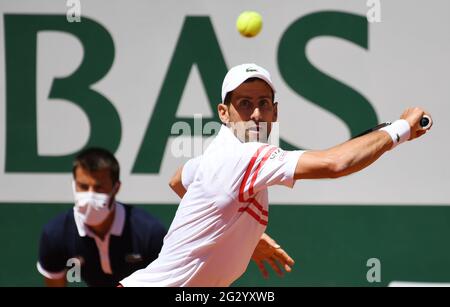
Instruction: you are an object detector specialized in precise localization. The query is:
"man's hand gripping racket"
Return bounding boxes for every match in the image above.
[353,107,433,141]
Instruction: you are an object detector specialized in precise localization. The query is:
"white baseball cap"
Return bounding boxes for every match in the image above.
[221,63,276,102]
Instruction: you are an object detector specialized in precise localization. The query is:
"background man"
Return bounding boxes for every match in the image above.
[37,148,167,287]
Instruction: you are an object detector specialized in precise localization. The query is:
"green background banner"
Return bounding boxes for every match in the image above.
[2,204,450,286]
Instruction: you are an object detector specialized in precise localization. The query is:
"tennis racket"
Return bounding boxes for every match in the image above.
[352,115,431,139]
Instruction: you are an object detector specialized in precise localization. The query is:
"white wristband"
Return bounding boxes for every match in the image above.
[380,119,411,149]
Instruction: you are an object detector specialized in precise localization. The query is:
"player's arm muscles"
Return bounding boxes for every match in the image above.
[295,130,392,180]
[169,166,186,198]
[44,276,67,287]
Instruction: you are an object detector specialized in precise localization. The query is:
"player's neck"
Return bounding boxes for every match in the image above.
[87,206,116,241]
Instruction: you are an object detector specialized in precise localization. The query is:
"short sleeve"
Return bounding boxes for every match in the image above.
[240,145,304,196]
[181,155,202,189]
[37,226,68,279]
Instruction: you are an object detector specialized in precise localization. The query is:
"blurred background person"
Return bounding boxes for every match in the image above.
[37,148,167,287]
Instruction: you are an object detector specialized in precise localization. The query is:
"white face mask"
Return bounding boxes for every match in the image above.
[72,182,117,226]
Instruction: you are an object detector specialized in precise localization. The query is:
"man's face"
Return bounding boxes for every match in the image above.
[218,79,278,143]
[74,166,115,194]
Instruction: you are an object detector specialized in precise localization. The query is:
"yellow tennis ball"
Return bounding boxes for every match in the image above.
[236,11,263,37]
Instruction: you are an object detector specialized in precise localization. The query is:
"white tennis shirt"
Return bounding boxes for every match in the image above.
[121,125,304,286]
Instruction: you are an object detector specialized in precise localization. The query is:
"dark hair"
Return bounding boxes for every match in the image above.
[72,148,120,185]
[224,77,275,105]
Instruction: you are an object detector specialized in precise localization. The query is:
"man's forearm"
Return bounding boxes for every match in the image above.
[169,166,186,198]
[44,277,67,287]
[324,130,393,178]
[296,130,393,179]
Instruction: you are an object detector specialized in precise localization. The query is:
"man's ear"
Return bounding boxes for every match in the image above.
[108,181,121,209]
[112,181,121,196]
[217,103,230,124]
[273,102,278,122]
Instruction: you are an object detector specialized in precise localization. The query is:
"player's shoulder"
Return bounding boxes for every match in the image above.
[41,208,75,239]
[184,155,202,170]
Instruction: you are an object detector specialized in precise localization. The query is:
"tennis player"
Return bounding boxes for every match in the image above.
[120,63,432,286]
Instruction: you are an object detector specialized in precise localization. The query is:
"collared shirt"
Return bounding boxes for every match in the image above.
[37,203,167,287]
[121,125,304,287]
[73,202,126,274]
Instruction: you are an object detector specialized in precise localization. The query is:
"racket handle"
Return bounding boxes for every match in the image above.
[420,115,431,129]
